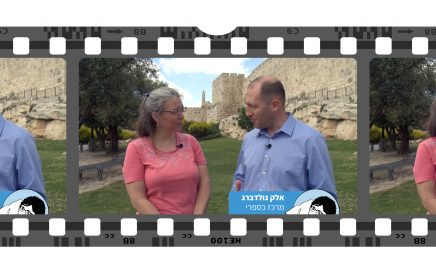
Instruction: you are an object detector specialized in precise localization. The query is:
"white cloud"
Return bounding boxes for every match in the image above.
[157,58,251,76]
[158,73,196,107]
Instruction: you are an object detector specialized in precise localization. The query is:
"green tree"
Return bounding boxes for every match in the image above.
[370,58,436,154]
[237,106,253,132]
[79,58,166,154]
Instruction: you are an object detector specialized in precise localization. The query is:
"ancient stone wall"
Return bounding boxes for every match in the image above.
[0,59,65,96]
[184,107,207,122]
[210,73,244,122]
[243,58,356,104]
[0,59,66,140]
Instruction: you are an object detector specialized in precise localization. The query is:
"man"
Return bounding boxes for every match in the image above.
[286,196,337,215]
[232,76,337,200]
[0,196,46,215]
[0,114,47,200]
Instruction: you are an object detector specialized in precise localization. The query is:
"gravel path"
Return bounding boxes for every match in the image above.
[369,150,414,193]
[79,150,125,194]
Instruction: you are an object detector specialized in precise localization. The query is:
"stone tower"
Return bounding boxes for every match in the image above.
[209,73,245,122]
[201,89,205,106]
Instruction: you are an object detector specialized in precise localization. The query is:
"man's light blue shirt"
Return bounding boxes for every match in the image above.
[0,115,47,200]
[232,113,337,200]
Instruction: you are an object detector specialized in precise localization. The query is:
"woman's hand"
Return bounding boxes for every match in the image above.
[125,180,160,214]
[416,180,436,214]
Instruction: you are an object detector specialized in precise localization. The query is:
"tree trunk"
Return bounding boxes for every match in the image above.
[398,125,410,155]
[108,125,119,154]
[89,126,96,152]
[387,126,397,151]
[380,126,386,152]
[96,127,106,151]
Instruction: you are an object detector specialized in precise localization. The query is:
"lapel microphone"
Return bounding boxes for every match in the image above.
[176,144,183,149]
[265,143,272,149]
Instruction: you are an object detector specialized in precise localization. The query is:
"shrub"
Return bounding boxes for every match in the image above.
[188,122,212,139]
[118,129,136,140]
[370,126,382,144]
[370,126,400,144]
[237,106,253,132]
[209,122,220,135]
[182,119,193,133]
[79,126,91,144]
[409,129,427,140]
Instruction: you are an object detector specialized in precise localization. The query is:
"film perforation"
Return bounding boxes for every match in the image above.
[49,218,66,236]
[193,218,211,236]
[339,218,357,236]
[303,219,320,236]
[120,218,138,236]
[12,218,29,236]
[266,218,283,236]
[157,218,174,236]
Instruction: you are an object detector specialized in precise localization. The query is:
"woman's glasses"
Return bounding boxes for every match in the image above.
[161,106,187,115]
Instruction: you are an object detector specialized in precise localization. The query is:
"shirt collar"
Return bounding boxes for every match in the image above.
[258,112,296,138]
[0,115,5,137]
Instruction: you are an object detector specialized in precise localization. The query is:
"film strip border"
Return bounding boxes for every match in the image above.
[0,217,433,247]
[0,26,434,247]
[0,27,435,55]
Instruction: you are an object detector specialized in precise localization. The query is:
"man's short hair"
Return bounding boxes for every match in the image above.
[311,196,336,214]
[20,196,46,214]
[248,76,286,107]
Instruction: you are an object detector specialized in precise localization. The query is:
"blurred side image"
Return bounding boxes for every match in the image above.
[370,58,436,214]
[0,59,66,214]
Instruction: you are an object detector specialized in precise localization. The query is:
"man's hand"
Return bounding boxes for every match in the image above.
[235,180,242,191]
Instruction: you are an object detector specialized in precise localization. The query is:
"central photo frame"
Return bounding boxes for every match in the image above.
[78,57,357,215]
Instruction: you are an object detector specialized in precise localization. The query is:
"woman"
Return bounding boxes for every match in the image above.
[414,99,436,214]
[122,87,211,214]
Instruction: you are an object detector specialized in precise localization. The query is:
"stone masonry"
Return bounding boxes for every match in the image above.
[0,59,66,140]
[182,58,357,140]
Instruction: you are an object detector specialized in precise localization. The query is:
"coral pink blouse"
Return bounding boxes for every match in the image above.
[413,137,436,184]
[122,133,207,214]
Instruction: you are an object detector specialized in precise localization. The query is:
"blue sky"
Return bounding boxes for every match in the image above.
[153,58,265,107]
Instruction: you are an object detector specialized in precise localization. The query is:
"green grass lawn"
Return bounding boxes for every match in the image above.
[36,140,67,214]
[79,138,357,214]
[370,180,426,214]
[327,140,357,214]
